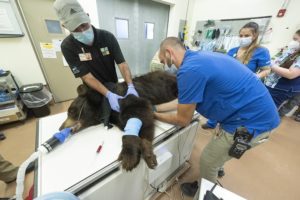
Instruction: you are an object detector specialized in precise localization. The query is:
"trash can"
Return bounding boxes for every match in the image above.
[19,83,52,118]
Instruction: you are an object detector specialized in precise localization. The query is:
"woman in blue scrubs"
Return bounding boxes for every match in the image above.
[203,22,271,130]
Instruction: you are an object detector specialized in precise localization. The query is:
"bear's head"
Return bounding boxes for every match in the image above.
[59,84,105,132]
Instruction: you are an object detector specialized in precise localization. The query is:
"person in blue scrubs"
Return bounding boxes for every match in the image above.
[203,22,271,130]
[265,30,300,109]
[155,37,280,198]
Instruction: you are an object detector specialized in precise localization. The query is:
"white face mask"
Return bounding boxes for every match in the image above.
[164,64,177,74]
[239,37,252,48]
[72,26,94,45]
[287,40,300,51]
[164,53,173,69]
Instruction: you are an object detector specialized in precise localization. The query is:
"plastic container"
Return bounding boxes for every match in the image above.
[19,83,52,117]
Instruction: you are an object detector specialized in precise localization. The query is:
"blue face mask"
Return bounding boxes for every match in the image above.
[72,26,94,45]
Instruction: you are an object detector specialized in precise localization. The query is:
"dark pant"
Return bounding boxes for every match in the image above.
[267,86,300,108]
[279,94,300,116]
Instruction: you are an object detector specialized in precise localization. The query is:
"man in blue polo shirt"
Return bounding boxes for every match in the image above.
[154,37,280,198]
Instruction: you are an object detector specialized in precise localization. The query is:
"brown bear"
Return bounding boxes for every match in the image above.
[59,71,177,171]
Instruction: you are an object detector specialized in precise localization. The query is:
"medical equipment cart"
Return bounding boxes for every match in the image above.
[0,70,26,125]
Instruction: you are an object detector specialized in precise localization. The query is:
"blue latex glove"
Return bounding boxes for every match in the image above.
[126,83,139,97]
[106,91,123,112]
[124,118,142,136]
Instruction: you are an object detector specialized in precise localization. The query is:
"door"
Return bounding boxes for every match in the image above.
[97,0,169,75]
[18,0,82,102]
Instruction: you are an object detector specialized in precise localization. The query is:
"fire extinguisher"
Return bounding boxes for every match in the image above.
[277,0,290,18]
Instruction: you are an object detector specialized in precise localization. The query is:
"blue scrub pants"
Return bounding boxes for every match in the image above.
[267,86,300,108]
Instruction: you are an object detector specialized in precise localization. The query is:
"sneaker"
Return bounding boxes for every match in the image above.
[180,181,199,197]
[295,114,300,122]
[218,168,225,178]
[0,132,6,140]
[201,123,215,130]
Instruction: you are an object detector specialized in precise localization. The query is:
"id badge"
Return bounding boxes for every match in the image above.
[100,47,110,56]
[79,53,92,61]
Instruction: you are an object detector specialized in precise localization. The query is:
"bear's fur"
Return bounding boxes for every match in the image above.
[59,71,177,171]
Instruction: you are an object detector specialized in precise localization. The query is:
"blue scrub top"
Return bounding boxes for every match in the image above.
[177,50,280,137]
[227,47,271,72]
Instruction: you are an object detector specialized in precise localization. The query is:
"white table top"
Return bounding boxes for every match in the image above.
[199,178,246,200]
[36,112,175,195]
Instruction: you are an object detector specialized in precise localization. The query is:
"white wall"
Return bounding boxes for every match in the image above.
[265,0,300,54]
[3,0,300,85]
[186,0,300,55]
[78,0,99,29]
[0,0,46,86]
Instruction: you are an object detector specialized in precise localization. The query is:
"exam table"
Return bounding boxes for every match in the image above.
[34,112,200,200]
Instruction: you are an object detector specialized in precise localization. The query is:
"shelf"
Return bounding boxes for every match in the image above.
[0,100,15,107]
[0,71,26,124]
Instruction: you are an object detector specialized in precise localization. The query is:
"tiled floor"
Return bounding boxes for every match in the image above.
[0,101,300,200]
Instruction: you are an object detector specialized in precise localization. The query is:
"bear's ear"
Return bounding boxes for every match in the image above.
[77,84,88,96]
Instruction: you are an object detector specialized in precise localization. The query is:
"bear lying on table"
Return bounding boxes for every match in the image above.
[59,71,178,171]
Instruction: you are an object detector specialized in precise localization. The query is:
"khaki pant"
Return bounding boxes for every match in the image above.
[191,129,270,200]
[199,128,270,184]
[0,154,18,183]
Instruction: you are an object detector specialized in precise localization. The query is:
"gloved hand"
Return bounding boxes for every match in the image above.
[106,91,123,112]
[126,83,139,97]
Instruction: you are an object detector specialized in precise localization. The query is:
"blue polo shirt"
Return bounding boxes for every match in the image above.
[177,50,280,137]
[228,47,271,72]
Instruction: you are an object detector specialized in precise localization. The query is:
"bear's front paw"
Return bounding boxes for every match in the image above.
[118,135,142,171]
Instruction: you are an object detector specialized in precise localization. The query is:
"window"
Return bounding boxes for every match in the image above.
[45,19,62,34]
[115,18,129,39]
[144,22,154,39]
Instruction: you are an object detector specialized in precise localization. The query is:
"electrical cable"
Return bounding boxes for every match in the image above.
[216,180,223,188]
